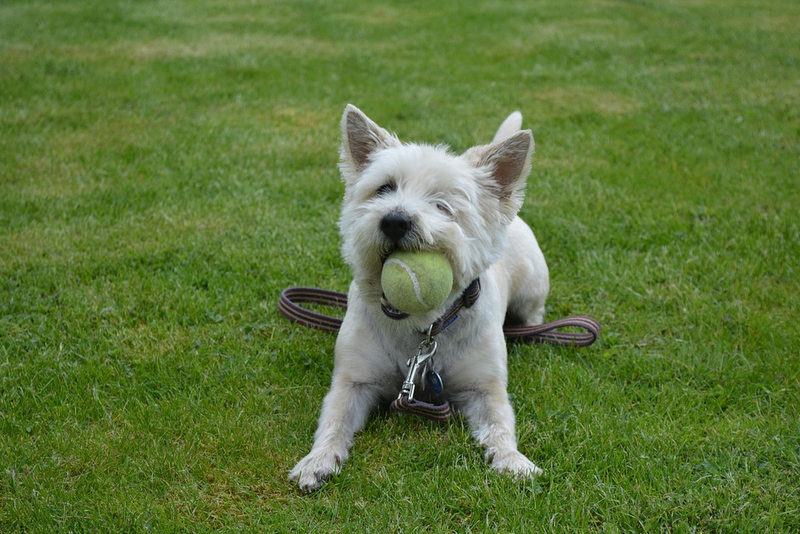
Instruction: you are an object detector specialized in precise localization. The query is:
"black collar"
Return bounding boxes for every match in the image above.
[380,278,481,336]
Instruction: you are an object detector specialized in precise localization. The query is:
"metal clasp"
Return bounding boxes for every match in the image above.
[398,330,438,402]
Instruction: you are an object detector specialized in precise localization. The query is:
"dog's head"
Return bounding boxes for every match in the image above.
[338,104,534,308]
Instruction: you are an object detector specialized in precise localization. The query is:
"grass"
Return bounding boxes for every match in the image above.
[1,0,799,531]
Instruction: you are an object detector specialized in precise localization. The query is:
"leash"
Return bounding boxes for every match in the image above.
[279,286,601,345]
[279,285,600,422]
[278,287,348,333]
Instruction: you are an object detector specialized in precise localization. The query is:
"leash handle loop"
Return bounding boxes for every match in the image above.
[278,287,347,333]
[503,316,601,347]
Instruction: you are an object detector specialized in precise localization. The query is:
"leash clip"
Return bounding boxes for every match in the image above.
[398,330,438,402]
[390,323,453,421]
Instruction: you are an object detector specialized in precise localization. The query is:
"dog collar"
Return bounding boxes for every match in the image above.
[381,278,481,336]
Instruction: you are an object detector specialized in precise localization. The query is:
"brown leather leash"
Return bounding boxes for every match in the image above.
[279,285,600,422]
[278,286,601,346]
[278,287,348,333]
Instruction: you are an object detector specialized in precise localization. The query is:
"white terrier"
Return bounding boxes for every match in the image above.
[289,105,549,492]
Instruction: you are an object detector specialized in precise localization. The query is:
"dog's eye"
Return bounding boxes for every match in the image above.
[435,201,455,217]
[375,182,397,197]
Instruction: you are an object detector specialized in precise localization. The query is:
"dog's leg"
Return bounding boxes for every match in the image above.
[455,379,543,479]
[289,378,378,492]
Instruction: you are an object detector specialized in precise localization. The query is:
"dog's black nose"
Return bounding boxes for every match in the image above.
[380,211,412,243]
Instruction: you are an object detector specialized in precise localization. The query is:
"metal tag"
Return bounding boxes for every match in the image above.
[425,367,443,394]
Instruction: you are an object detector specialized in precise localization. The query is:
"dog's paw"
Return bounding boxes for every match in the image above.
[289,450,344,493]
[490,450,543,479]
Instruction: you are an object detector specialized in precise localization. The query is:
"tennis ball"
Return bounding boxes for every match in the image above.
[381,250,454,314]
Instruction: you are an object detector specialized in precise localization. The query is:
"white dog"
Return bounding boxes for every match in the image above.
[289,105,549,492]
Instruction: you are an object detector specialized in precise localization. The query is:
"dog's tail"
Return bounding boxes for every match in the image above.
[492,111,523,143]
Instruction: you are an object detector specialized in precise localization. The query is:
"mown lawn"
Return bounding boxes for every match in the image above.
[1,0,798,532]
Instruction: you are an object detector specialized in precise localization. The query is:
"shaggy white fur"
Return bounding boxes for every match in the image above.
[289,105,549,493]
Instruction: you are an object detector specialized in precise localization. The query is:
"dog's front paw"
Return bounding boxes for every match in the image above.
[289,450,345,493]
[490,450,543,479]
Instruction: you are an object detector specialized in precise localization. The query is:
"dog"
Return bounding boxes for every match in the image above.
[289,105,549,492]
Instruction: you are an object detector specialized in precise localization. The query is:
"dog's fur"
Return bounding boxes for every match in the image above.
[289,105,549,492]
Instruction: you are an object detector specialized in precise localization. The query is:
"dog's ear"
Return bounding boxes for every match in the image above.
[339,104,400,178]
[477,130,534,218]
[492,111,523,144]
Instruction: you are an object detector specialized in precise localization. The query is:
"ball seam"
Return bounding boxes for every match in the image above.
[383,258,425,306]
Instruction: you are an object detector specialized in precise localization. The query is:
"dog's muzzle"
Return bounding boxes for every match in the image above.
[379,211,412,244]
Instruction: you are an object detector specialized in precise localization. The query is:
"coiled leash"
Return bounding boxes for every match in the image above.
[279,282,600,421]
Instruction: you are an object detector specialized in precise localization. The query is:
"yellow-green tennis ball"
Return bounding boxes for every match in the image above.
[381,251,454,314]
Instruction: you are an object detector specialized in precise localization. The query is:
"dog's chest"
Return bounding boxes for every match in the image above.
[378,331,467,397]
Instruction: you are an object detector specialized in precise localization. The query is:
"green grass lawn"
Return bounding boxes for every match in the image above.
[2,0,799,531]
